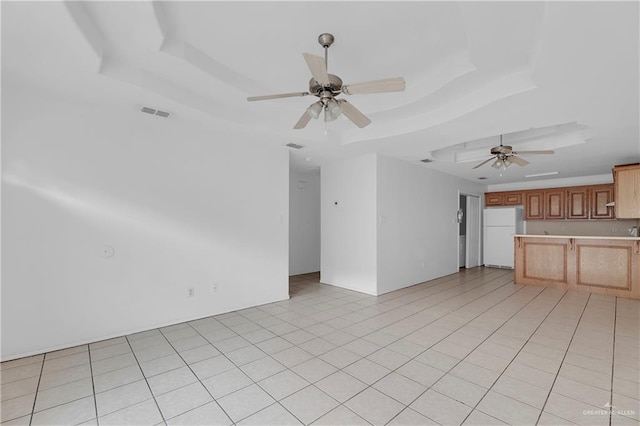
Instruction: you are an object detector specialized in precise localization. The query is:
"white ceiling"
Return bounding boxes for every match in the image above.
[3,1,639,185]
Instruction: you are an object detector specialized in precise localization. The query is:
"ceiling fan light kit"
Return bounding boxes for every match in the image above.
[247,33,406,129]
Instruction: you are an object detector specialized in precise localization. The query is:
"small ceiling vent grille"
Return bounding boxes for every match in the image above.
[478,177,488,180]
[420,158,433,163]
[141,107,170,118]
[286,143,304,149]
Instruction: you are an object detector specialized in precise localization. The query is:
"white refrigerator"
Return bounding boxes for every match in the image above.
[483,207,524,269]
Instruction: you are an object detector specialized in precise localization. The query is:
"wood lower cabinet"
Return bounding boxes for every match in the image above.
[516,237,571,285]
[544,189,565,219]
[525,191,544,220]
[515,236,640,299]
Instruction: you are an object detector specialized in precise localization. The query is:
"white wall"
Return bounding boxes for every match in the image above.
[321,153,487,296]
[1,87,289,360]
[321,154,377,295]
[376,155,486,294]
[289,171,320,275]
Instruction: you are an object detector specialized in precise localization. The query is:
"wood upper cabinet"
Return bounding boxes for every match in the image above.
[485,191,523,206]
[485,193,504,206]
[614,164,640,218]
[544,189,565,219]
[525,191,544,220]
[487,183,615,220]
[567,187,589,219]
[503,192,523,206]
[590,184,615,219]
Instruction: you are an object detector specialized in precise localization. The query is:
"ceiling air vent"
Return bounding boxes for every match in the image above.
[141,107,170,118]
[478,177,488,180]
[286,143,304,149]
[420,158,433,163]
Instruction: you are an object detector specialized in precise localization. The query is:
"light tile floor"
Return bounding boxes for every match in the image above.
[2,267,639,425]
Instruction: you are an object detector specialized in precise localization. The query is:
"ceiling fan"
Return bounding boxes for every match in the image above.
[473,135,555,169]
[246,33,406,129]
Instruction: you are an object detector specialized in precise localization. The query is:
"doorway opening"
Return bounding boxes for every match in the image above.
[459,193,481,269]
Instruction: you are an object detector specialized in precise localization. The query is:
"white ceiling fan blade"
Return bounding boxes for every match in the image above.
[303,53,330,86]
[472,157,495,169]
[340,100,371,128]
[342,77,406,95]
[509,155,530,166]
[293,111,312,129]
[512,150,555,155]
[247,92,309,102]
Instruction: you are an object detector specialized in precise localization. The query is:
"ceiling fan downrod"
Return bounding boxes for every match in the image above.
[318,33,334,70]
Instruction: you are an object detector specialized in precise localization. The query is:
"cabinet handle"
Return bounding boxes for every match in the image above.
[516,237,521,248]
[569,238,575,251]
[635,241,640,255]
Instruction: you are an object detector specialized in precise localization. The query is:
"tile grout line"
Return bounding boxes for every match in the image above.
[27,354,46,426]
[534,293,593,425]
[609,297,618,426]
[87,345,99,425]
[123,335,168,425]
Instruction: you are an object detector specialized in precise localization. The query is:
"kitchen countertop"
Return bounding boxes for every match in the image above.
[514,234,640,241]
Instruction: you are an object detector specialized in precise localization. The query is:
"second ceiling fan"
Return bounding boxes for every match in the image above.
[473,135,555,170]
[247,33,406,129]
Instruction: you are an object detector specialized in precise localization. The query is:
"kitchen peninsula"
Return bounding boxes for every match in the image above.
[514,235,640,299]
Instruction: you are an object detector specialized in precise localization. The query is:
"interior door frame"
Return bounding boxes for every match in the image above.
[459,192,482,269]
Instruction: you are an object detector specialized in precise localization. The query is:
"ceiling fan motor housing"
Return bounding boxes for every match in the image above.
[309,74,343,96]
[491,145,513,155]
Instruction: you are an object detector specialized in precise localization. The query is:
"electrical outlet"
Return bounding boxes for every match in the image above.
[188,287,195,297]
[212,283,218,292]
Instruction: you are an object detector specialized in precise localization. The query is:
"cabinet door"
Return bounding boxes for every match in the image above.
[567,187,589,219]
[485,193,504,206]
[525,191,544,220]
[614,165,640,218]
[545,189,565,219]
[503,192,523,206]
[590,185,614,219]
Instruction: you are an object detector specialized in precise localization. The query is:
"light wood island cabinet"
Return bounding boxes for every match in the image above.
[514,235,640,299]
